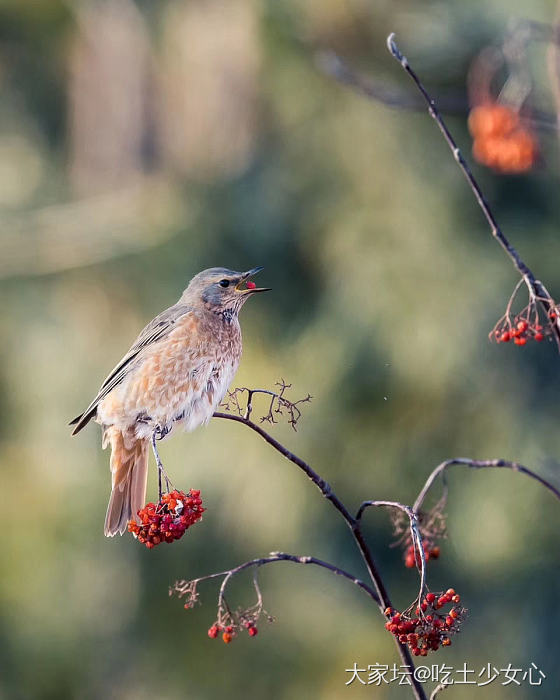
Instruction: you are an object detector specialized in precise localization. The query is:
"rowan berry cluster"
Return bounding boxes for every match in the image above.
[384,588,466,656]
[493,316,549,346]
[128,489,204,548]
[468,103,537,174]
[404,542,440,569]
[207,619,259,644]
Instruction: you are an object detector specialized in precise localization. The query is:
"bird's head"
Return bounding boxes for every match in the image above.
[181,267,270,314]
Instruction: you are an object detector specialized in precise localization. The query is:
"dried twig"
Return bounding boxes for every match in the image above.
[220,380,312,430]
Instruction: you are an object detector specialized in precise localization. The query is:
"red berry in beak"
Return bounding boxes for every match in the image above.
[246,281,256,290]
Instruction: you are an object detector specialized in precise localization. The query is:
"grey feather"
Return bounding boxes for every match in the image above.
[70,303,194,434]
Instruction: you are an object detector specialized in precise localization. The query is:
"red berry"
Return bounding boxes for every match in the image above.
[222,632,233,644]
[445,588,456,597]
[246,281,256,290]
[517,320,528,332]
[535,332,544,342]
[208,625,219,639]
[248,626,258,637]
[426,593,436,603]
[500,331,511,343]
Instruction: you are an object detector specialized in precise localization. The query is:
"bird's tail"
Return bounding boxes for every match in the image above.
[103,426,149,537]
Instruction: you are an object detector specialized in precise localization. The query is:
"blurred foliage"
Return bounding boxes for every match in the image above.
[1,1,559,698]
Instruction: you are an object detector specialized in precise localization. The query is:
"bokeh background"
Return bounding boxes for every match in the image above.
[1,1,559,698]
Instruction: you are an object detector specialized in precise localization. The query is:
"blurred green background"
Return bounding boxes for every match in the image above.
[1,1,559,698]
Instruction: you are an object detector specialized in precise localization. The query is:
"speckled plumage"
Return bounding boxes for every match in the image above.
[70,267,268,536]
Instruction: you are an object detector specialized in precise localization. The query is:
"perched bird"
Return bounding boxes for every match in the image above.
[70,267,269,536]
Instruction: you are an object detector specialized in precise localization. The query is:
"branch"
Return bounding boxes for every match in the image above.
[356,501,427,610]
[384,33,560,351]
[171,552,380,605]
[213,409,427,700]
[430,683,449,700]
[414,457,560,513]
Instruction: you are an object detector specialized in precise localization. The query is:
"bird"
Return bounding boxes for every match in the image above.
[70,266,269,537]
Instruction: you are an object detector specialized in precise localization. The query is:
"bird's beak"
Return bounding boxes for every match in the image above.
[237,266,271,294]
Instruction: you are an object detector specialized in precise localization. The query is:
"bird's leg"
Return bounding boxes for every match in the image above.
[151,431,173,500]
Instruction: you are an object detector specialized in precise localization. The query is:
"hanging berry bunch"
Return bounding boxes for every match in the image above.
[208,619,260,644]
[128,489,204,548]
[384,588,466,656]
[493,318,546,346]
[205,600,274,644]
[490,280,557,348]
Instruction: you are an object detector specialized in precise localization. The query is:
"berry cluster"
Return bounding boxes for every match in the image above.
[404,542,440,569]
[384,588,466,656]
[468,103,537,174]
[493,317,549,346]
[208,620,259,644]
[128,489,204,548]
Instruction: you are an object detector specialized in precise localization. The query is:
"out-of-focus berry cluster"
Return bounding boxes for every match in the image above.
[128,489,204,548]
[385,588,466,656]
[404,541,440,569]
[468,103,537,174]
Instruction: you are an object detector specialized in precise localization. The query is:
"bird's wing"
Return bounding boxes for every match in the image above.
[70,303,194,434]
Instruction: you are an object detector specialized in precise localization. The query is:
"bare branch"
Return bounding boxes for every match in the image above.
[213,406,427,700]
[414,458,560,513]
[384,32,560,351]
[171,551,380,605]
[357,501,428,609]
[430,682,450,699]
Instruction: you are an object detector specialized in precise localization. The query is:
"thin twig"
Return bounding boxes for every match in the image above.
[356,501,427,609]
[414,458,560,512]
[171,552,380,605]
[213,410,427,700]
[430,682,449,700]
[384,33,560,351]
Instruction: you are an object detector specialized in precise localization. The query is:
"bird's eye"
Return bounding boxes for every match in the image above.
[219,279,230,288]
